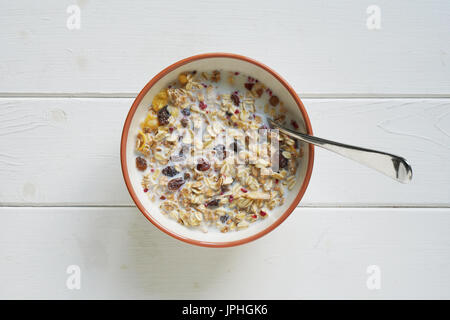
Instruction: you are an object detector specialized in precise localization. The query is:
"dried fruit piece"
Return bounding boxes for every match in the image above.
[157,105,171,125]
[206,199,220,207]
[162,166,178,177]
[196,158,211,171]
[231,93,240,106]
[184,172,190,180]
[181,108,191,116]
[269,95,279,106]
[136,157,147,171]
[279,152,288,169]
[291,120,299,129]
[181,117,189,127]
[168,177,185,191]
[199,101,207,110]
[244,83,254,91]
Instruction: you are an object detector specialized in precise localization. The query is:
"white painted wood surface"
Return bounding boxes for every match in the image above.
[0,0,449,299]
[0,98,449,206]
[0,0,449,95]
[0,207,449,299]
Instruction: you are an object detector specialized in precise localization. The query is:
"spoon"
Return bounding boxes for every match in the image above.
[268,119,412,183]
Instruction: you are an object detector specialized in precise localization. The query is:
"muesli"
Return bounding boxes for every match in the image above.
[135,70,303,233]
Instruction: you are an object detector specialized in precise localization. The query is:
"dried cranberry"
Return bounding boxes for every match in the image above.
[214,144,227,160]
[181,117,189,127]
[196,158,210,171]
[260,210,267,217]
[162,166,178,177]
[269,95,279,106]
[220,214,229,224]
[136,157,147,171]
[244,83,254,91]
[157,105,171,125]
[168,177,185,191]
[206,199,220,207]
[291,120,299,129]
[231,93,240,106]
[181,108,191,116]
[241,188,248,193]
[160,195,166,200]
[199,101,207,110]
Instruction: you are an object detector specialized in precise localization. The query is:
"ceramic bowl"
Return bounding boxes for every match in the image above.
[121,53,314,247]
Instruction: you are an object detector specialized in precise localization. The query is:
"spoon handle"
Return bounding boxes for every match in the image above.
[269,119,412,183]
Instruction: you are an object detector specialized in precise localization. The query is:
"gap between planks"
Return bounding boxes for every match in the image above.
[0,204,449,209]
[1,93,450,99]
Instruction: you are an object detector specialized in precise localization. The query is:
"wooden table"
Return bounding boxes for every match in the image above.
[0,0,449,299]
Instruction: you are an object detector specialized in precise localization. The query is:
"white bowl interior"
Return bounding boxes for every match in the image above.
[125,57,310,244]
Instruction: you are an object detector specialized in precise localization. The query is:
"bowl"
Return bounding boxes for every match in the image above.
[121,53,314,247]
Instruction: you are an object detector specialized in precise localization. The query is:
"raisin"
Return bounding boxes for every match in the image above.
[168,177,185,191]
[244,83,254,91]
[279,152,288,169]
[231,93,240,106]
[206,199,220,207]
[269,95,279,106]
[220,214,229,224]
[221,185,230,194]
[196,158,210,171]
[256,88,263,97]
[162,166,178,177]
[181,108,191,116]
[184,172,190,180]
[214,144,227,160]
[157,105,171,125]
[136,157,147,171]
[181,117,189,127]
[225,111,233,117]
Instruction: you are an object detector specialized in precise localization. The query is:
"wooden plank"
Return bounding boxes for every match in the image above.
[0,97,449,206]
[0,206,449,299]
[0,1,449,95]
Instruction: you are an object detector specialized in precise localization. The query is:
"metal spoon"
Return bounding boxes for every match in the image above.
[268,119,412,183]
